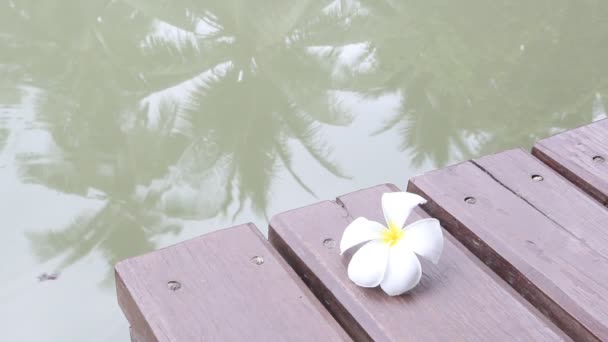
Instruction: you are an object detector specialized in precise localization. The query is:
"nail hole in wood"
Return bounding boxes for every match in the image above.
[323,238,336,249]
[593,155,605,163]
[250,256,264,265]
[531,174,544,181]
[167,281,181,291]
[464,196,477,204]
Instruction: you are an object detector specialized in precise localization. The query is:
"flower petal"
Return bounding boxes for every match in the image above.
[347,240,390,287]
[382,192,427,229]
[380,242,422,296]
[340,217,386,254]
[403,218,444,264]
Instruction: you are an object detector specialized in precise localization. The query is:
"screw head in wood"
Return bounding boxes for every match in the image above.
[593,155,605,163]
[531,174,544,181]
[167,281,182,291]
[464,196,477,204]
[323,238,336,249]
[250,256,264,265]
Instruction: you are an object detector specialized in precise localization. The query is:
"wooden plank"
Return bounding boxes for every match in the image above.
[269,184,568,342]
[408,161,608,341]
[130,327,143,342]
[115,223,350,342]
[533,118,608,205]
[475,148,608,258]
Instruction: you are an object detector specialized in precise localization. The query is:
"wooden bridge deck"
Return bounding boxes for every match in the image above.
[115,119,608,341]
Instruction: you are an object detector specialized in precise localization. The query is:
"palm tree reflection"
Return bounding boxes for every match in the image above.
[7,0,608,283]
[26,201,180,285]
[3,0,355,282]
[348,0,608,167]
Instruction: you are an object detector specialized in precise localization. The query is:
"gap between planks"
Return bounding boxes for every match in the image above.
[408,149,608,341]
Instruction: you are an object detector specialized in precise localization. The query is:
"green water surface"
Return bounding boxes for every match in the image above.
[1,0,607,340]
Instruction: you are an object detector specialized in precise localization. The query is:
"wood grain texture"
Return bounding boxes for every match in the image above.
[269,184,568,342]
[115,223,349,342]
[533,118,608,205]
[475,148,608,258]
[409,161,608,341]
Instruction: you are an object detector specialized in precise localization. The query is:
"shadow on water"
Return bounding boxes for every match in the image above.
[1,0,608,295]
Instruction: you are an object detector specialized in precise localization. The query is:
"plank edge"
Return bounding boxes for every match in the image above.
[532,145,608,206]
[268,211,371,342]
[407,175,599,342]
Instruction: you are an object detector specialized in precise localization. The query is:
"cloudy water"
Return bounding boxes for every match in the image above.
[1,0,607,340]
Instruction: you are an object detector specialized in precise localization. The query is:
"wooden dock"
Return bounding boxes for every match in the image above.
[115,119,608,341]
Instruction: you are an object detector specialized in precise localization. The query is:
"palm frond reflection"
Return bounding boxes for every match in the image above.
[2,0,357,281]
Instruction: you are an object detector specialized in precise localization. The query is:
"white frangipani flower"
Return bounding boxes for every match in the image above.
[340,192,444,296]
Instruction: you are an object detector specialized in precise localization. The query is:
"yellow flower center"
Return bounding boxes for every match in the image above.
[382,222,404,246]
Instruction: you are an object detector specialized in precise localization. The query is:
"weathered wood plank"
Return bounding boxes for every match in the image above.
[409,161,608,341]
[115,223,350,342]
[533,118,608,205]
[474,148,608,258]
[269,184,568,342]
[130,327,143,342]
